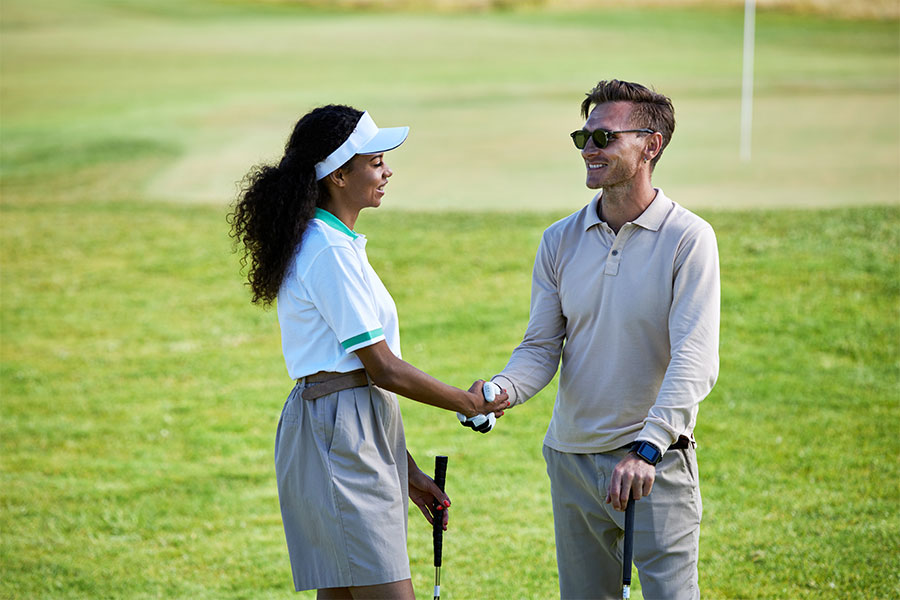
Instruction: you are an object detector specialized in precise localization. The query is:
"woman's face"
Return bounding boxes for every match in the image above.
[341,153,393,211]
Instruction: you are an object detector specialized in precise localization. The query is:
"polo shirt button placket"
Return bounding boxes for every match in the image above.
[605,246,622,276]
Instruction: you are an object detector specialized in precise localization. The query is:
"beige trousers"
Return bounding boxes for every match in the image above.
[543,444,702,600]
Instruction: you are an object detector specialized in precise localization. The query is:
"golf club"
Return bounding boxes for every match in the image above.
[623,494,635,599]
[433,455,448,600]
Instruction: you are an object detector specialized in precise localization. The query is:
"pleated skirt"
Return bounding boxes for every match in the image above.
[274,380,409,591]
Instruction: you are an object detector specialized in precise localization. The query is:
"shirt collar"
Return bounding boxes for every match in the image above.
[584,192,604,231]
[584,188,673,232]
[314,208,359,240]
[632,189,673,232]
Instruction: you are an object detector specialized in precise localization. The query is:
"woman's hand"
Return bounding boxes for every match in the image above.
[355,342,510,417]
[458,380,510,419]
[408,454,451,530]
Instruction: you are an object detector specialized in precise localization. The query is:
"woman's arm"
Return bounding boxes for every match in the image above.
[355,340,508,418]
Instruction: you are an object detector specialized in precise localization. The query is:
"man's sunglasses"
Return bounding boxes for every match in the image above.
[570,128,655,150]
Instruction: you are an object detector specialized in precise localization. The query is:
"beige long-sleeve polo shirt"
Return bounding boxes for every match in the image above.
[493,189,720,456]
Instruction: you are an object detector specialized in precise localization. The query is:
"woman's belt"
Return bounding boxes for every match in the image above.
[299,369,369,401]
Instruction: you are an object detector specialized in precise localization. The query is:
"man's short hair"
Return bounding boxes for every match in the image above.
[581,79,675,169]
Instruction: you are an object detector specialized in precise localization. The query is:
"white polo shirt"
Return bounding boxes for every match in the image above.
[277,208,401,380]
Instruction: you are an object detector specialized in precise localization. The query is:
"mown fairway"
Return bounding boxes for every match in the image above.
[1,1,898,599]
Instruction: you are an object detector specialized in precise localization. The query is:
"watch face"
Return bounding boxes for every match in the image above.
[638,442,661,463]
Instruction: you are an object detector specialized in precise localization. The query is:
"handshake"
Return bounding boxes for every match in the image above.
[457,381,505,434]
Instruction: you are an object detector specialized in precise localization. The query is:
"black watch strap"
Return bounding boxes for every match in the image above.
[631,440,663,466]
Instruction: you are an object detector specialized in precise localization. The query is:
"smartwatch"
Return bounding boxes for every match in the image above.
[631,440,662,466]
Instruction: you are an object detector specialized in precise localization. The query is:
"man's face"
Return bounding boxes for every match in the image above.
[580,101,647,190]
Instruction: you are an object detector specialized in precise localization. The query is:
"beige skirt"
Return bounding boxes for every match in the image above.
[275,380,409,591]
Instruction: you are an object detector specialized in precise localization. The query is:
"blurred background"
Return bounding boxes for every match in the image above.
[3,0,897,212]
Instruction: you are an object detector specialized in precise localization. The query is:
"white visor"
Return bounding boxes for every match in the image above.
[314,111,409,180]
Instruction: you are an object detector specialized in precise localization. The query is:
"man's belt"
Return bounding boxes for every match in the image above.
[669,435,692,450]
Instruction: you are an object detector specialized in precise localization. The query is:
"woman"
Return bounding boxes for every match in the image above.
[229,105,508,599]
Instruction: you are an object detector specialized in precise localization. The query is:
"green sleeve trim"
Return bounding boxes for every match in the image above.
[341,328,384,350]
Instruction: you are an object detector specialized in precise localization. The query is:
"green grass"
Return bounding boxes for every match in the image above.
[2,200,898,598]
[2,0,899,598]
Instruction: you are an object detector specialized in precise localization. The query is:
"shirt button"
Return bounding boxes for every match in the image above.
[611,250,619,256]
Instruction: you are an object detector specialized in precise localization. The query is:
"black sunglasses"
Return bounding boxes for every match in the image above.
[570,128,655,149]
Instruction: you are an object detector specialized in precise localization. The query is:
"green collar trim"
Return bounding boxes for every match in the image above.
[314,208,358,239]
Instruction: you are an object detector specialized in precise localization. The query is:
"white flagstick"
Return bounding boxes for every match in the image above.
[740,0,756,162]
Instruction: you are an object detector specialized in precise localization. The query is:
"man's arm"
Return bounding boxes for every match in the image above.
[492,232,567,407]
[608,223,720,510]
[639,223,720,450]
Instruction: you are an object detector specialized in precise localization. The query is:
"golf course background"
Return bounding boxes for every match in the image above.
[1,0,897,598]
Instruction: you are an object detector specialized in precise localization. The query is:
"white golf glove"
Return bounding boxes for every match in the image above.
[457,381,500,434]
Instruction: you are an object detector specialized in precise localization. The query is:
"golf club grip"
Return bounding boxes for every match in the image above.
[433,456,448,568]
[623,496,635,586]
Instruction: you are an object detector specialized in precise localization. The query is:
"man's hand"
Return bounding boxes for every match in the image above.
[459,412,495,432]
[606,452,657,511]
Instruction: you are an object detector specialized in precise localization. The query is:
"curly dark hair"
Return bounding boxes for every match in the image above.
[581,79,675,170]
[228,105,363,306]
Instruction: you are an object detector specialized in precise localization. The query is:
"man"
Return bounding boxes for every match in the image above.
[491,80,720,599]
